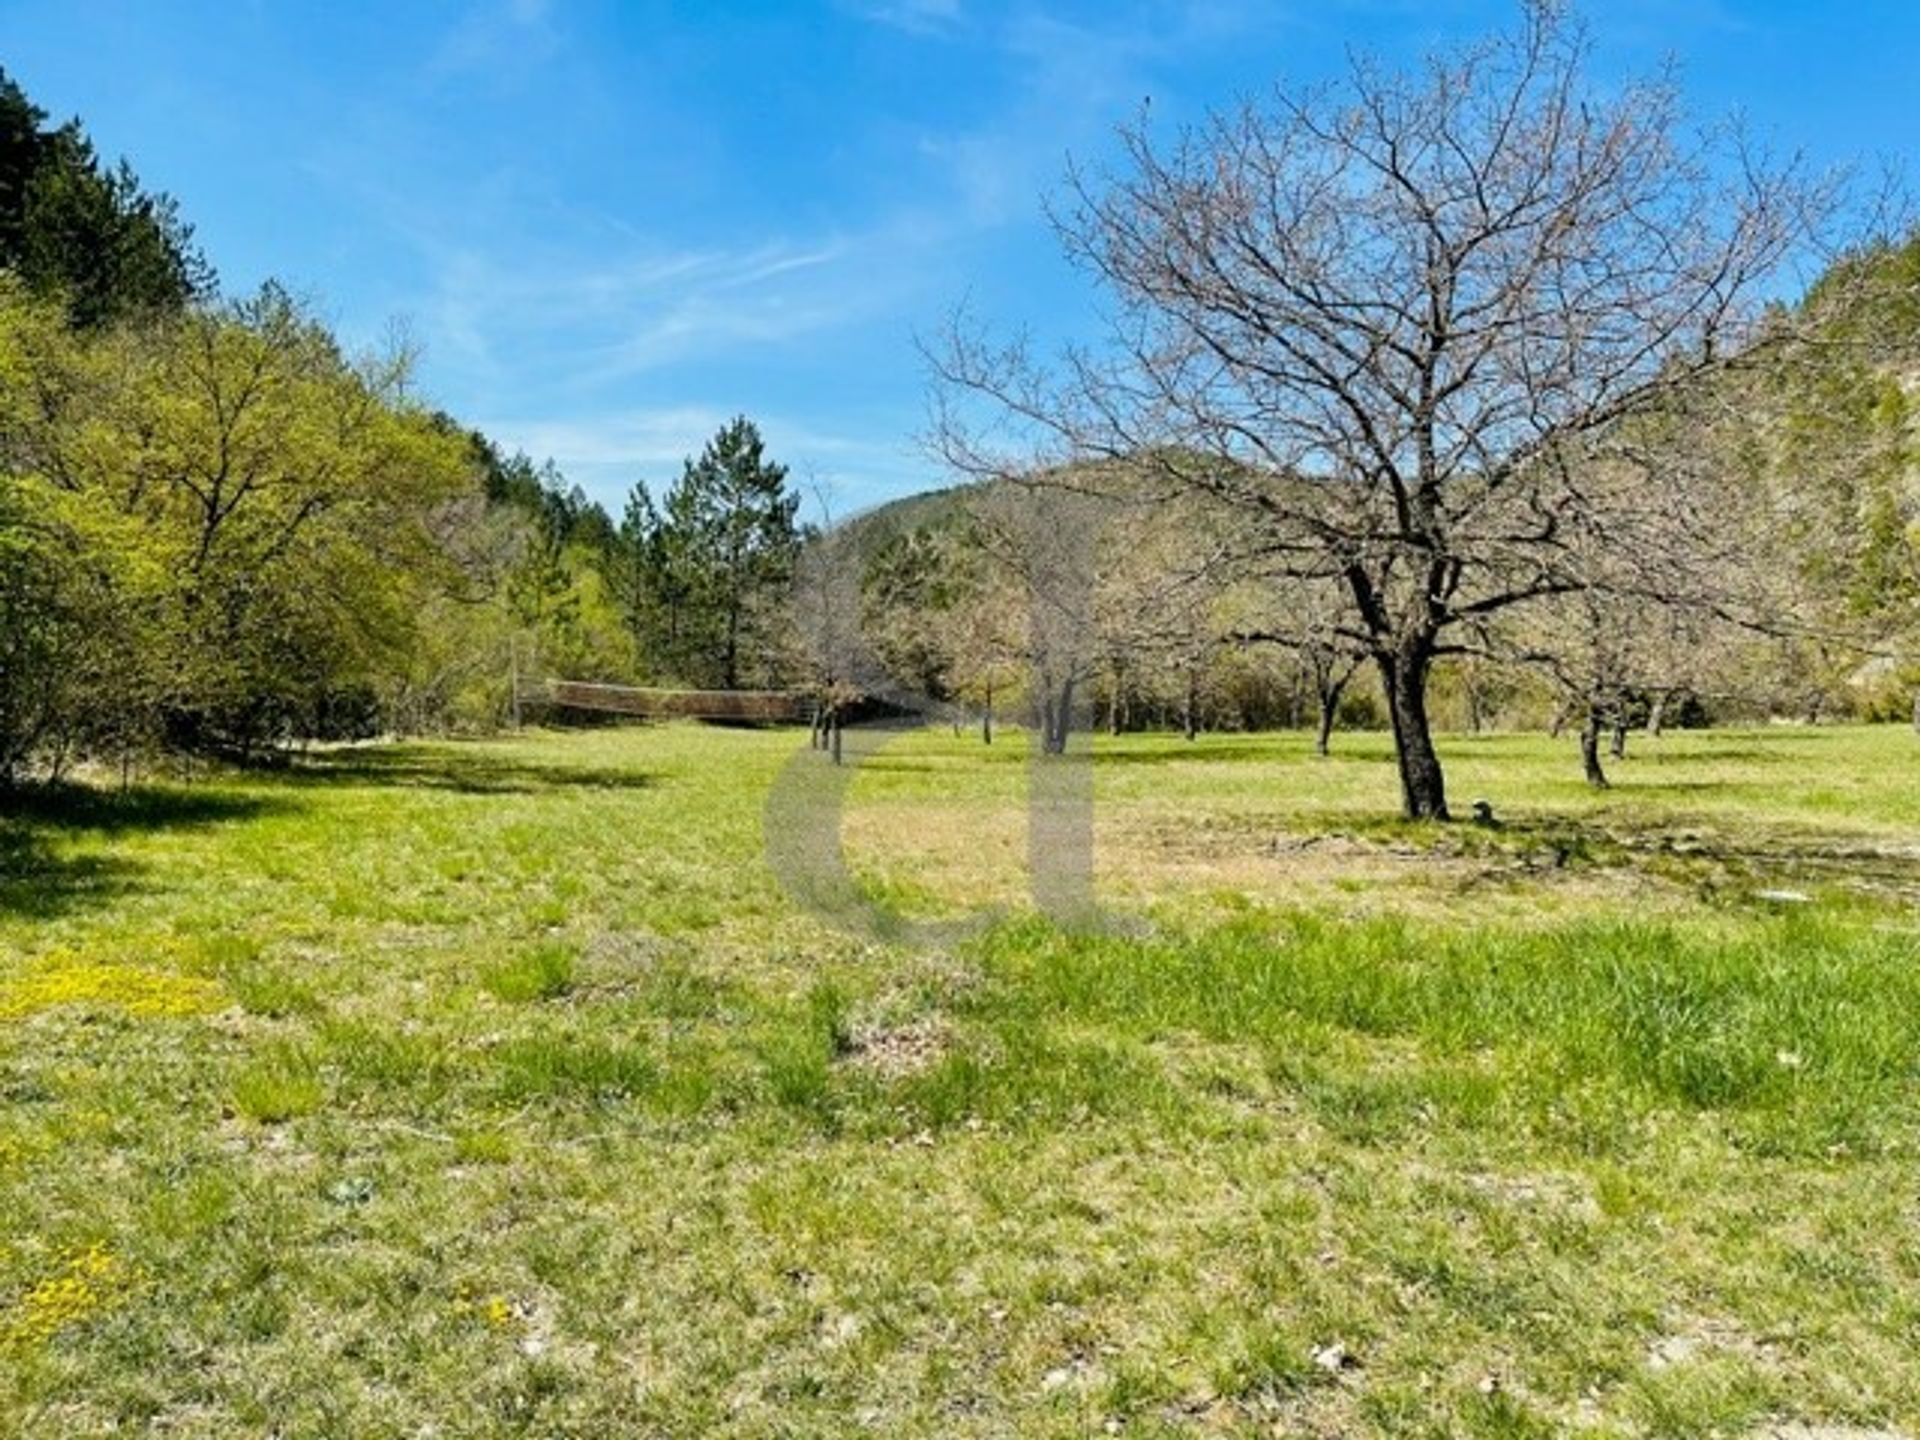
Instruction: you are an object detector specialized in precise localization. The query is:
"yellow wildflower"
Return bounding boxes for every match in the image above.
[0,957,221,1021]
[1,1244,135,1346]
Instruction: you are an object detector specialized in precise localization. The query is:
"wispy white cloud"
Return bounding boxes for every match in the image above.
[417,235,878,393]
[906,4,1293,231]
[354,2,1301,513]
[406,6,1266,504]
[318,140,954,508]
[845,0,964,39]
[478,406,733,473]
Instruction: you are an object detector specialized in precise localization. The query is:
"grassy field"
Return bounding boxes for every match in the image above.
[4,722,1920,1437]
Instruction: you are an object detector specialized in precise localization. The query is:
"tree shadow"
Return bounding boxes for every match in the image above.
[1631,743,1790,764]
[0,785,283,920]
[0,830,141,920]
[1317,806,1920,902]
[1,785,281,834]
[285,745,655,795]
[1092,738,1317,765]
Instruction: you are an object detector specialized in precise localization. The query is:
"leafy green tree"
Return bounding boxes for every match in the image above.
[435,430,634,695]
[0,275,167,779]
[0,278,475,768]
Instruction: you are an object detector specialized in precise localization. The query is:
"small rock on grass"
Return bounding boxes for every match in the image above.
[1311,1341,1359,1373]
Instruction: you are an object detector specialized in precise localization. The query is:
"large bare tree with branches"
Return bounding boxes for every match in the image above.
[933,1,1838,818]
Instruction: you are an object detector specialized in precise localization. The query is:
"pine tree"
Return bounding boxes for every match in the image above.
[0,67,210,326]
[617,418,800,687]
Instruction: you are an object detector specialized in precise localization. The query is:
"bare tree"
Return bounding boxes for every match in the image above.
[1484,382,1818,785]
[1230,574,1369,755]
[1085,487,1246,741]
[932,1,1836,818]
[791,518,862,763]
[966,482,1117,754]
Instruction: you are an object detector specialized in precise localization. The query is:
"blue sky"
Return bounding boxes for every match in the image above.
[4,1,1918,516]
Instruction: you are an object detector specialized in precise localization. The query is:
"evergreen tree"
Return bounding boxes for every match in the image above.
[0,67,210,325]
[618,418,800,687]
[454,430,631,685]
[615,483,685,675]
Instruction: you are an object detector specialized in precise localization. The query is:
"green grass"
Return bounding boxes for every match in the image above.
[4,722,1920,1435]
[480,941,578,1004]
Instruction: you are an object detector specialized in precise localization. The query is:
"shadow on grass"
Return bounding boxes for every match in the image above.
[0,785,283,920]
[1091,737,1339,765]
[1159,794,1920,904]
[0,784,280,834]
[286,745,655,795]
[0,833,140,920]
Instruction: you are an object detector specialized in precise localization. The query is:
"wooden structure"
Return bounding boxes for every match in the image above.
[527,679,811,725]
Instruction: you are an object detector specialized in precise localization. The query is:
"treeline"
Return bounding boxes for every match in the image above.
[826,477,1828,760]
[0,68,809,783]
[800,230,1920,789]
[884,3,1920,817]
[9,39,1920,801]
[1,278,469,776]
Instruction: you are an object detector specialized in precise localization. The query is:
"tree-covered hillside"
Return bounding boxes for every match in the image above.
[0,70,814,781]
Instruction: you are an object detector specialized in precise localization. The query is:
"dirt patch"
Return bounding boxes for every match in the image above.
[1646,1314,1781,1372]
[842,1016,952,1079]
[1462,1170,1602,1224]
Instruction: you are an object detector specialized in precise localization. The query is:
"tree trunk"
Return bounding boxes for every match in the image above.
[1377,644,1448,820]
[1314,677,1346,757]
[1910,687,1920,736]
[1042,677,1075,755]
[1648,692,1668,739]
[723,600,740,690]
[1183,665,1199,742]
[829,715,843,766]
[1610,719,1628,760]
[1581,705,1610,789]
[1548,701,1569,739]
